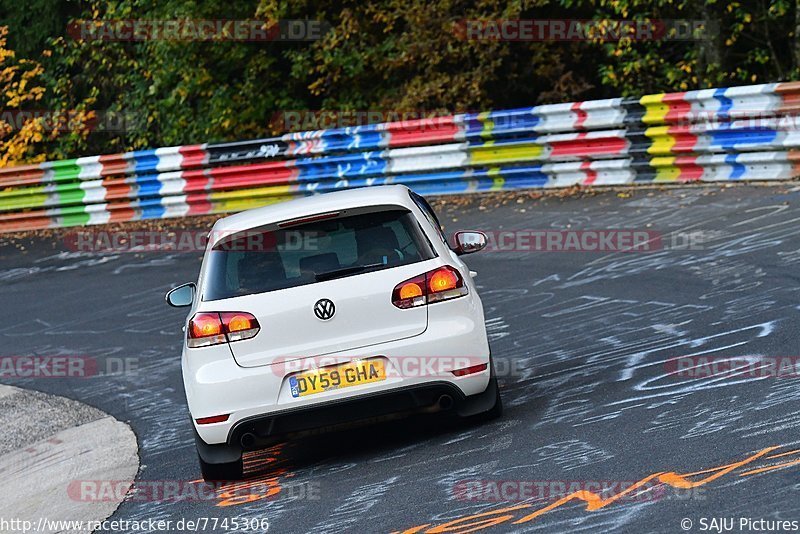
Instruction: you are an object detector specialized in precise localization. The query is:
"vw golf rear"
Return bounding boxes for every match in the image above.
[166,185,501,480]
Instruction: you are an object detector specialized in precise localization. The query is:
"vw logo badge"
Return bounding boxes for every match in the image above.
[314,299,336,320]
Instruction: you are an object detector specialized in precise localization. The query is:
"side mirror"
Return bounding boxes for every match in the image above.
[452,231,487,255]
[165,283,196,307]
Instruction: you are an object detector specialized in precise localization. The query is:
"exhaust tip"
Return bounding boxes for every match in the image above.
[240,432,257,449]
[438,394,454,411]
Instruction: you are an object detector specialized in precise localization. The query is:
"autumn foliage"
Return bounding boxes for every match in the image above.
[1,0,800,164]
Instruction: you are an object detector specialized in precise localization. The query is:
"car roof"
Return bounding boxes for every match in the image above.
[209,184,417,243]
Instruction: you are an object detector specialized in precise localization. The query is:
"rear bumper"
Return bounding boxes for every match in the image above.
[184,295,491,447]
[194,369,499,465]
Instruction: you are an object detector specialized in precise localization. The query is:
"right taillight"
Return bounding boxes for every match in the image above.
[392,266,468,309]
[187,312,260,348]
[220,312,260,342]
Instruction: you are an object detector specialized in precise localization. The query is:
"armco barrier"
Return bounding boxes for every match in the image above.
[1,82,800,232]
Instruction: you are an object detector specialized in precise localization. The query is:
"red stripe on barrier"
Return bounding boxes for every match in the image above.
[662,92,692,122]
[387,124,461,148]
[98,154,131,177]
[0,213,51,231]
[674,156,704,181]
[668,126,699,153]
[179,145,208,169]
[549,134,628,157]
[103,180,135,201]
[107,202,137,223]
[0,164,46,187]
[208,162,298,186]
[776,82,800,114]
[571,102,588,130]
[182,169,211,192]
[186,193,213,215]
[581,161,597,184]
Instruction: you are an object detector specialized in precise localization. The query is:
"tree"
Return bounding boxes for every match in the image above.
[0,26,94,166]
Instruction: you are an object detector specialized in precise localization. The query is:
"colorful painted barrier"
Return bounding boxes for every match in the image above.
[1,82,800,232]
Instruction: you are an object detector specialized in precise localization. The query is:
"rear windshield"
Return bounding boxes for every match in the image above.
[202,207,436,301]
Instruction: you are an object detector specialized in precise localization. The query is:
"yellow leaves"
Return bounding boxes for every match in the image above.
[0,24,80,166]
[0,118,47,167]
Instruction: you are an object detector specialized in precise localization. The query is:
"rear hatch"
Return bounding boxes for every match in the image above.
[198,205,438,368]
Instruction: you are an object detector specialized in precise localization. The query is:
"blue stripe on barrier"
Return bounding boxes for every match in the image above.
[136,175,163,198]
[409,181,476,195]
[710,126,778,150]
[725,154,747,179]
[132,150,161,174]
[714,88,733,119]
[489,167,549,188]
[138,198,167,219]
[463,109,540,139]
[295,152,388,180]
[397,170,470,186]
[347,132,384,151]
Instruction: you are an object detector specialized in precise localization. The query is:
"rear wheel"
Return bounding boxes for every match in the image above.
[198,454,243,481]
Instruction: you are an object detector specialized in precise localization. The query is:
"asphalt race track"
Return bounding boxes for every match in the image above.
[2,184,800,533]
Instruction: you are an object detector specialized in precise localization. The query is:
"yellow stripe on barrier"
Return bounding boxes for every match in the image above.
[478,111,494,139]
[211,196,295,213]
[209,185,295,212]
[0,189,49,210]
[487,167,505,190]
[470,143,545,165]
[640,93,669,125]
[649,157,682,182]
[645,126,676,155]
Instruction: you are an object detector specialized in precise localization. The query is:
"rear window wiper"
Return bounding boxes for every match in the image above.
[314,262,386,282]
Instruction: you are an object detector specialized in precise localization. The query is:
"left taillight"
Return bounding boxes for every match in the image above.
[187,312,260,348]
[392,266,468,309]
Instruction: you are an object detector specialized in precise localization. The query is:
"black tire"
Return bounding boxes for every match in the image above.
[474,375,503,421]
[198,454,243,481]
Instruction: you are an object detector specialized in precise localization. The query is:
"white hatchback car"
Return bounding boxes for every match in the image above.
[166,185,501,480]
